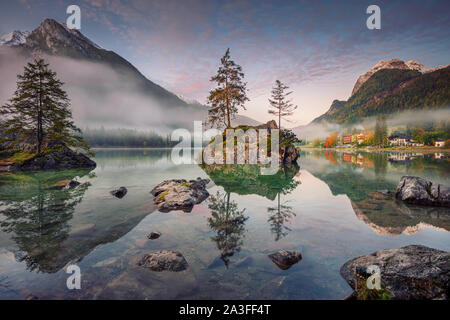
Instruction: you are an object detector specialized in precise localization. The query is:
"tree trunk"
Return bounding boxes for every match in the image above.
[278,98,281,129]
[225,77,231,128]
[37,110,42,155]
[37,73,43,155]
[279,112,281,130]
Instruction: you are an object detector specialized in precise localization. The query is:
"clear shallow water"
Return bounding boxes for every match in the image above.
[0,148,449,299]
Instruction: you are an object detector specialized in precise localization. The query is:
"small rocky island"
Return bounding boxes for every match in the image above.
[0,141,96,172]
[0,58,96,173]
[200,120,300,166]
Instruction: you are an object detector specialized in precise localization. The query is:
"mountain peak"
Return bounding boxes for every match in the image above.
[351,59,415,96]
[0,30,30,46]
[405,60,431,73]
[23,18,103,58]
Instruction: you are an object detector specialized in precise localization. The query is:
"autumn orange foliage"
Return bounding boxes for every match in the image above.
[324,132,338,148]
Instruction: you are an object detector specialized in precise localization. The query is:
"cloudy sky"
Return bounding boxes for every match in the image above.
[1,0,449,126]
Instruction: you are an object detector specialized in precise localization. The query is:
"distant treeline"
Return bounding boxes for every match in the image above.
[83,128,176,148]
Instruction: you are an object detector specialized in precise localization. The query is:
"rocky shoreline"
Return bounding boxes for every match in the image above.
[0,144,96,172]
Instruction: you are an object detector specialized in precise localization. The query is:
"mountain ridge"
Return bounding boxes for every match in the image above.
[309,59,449,126]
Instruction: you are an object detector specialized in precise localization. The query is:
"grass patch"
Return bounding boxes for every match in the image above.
[0,151,35,165]
[157,190,169,202]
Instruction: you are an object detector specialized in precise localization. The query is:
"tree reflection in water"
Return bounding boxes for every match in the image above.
[267,194,296,241]
[207,191,248,268]
[0,170,91,273]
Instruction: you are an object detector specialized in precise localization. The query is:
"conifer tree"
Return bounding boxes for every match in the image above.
[207,49,249,128]
[268,80,298,129]
[374,114,388,147]
[0,58,91,155]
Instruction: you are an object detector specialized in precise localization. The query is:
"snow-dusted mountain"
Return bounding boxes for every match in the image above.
[351,58,448,96]
[0,30,30,46]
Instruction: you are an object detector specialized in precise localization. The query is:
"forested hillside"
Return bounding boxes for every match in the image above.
[312,66,450,124]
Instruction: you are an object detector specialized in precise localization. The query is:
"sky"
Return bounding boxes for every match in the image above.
[0,0,449,126]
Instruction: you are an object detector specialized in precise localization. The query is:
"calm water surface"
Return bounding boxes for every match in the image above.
[0,148,449,299]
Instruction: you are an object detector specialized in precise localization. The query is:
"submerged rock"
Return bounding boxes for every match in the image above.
[268,250,302,270]
[137,250,188,272]
[340,245,450,300]
[110,186,127,198]
[147,231,161,240]
[150,178,210,212]
[395,176,449,207]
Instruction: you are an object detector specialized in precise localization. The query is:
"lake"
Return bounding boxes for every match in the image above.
[0,148,449,299]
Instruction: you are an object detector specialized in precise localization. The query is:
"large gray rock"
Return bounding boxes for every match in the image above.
[137,250,188,272]
[150,178,210,212]
[395,176,449,207]
[340,245,450,300]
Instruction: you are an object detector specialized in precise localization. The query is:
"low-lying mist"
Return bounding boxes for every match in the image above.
[294,108,450,141]
[0,47,207,134]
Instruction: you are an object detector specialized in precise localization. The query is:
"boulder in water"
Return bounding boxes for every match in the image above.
[395,176,449,207]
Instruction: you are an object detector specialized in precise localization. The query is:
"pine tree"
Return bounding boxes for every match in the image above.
[207,49,249,128]
[0,58,91,155]
[268,80,298,129]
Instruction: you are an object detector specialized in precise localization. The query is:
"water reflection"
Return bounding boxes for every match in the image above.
[201,163,300,201]
[0,167,158,274]
[0,170,91,273]
[201,163,301,243]
[302,150,450,236]
[207,191,248,268]
[351,191,450,236]
[267,194,296,241]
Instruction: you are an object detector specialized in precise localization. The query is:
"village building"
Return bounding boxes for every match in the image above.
[387,134,423,147]
[434,139,445,147]
[357,134,364,145]
[343,135,352,145]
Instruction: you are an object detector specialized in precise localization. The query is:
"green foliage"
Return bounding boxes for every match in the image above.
[0,58,92,155]
[356,285,392,300]
[207,48,249,128]
[280,129,301,145]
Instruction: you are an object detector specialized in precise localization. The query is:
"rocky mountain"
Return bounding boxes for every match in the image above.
[308,59,450,125]
[350,58,445,96]
[0,30,30,46]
